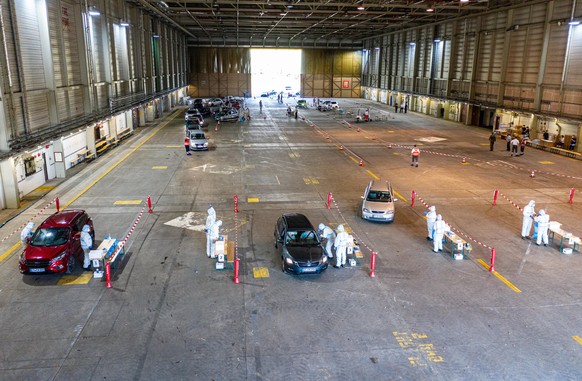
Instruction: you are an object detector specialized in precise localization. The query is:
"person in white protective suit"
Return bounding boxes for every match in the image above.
[80,224,93,271]
[521,200,536,239]
[318,223,335,258]
[205,205,216,257]
[426,206,437,241]
[433,215,446,253]
[535,210,550,246]
[333,224,349,268]
[208,220,222,258]
[21,222,35,244]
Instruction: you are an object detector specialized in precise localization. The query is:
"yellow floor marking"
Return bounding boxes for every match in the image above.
[366,170,380,180]
[312,178,319,184]
[166,145,181,148]
[459,162,470,165]
[304,178,312,184]
[244,144,252,148]
[573,336,582,345]
[394,190,407,202]
[35,185,55,191]
[539,161,554,165]
[289,153,300,158]
[0,242,21,262]
[247,197,260,203]
[152,166,168,169]
[57,273,93,285]
[114,200,142,205]
[477,259,522,293]
[479,143,489,146]
[349,156,360,164]
[253,267,270,278]
[1,111,181,263]
[387,130,395,133]
[393,152,403,156]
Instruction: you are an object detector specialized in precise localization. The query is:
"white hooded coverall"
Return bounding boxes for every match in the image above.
[535,210,550,246]
[334,225,349,267]
[209,220,222,258]
[318,224,335,258]
[426,206,437,240]
[80,224,93,269]
[21,222,34,244]
[521,200,536,238]
[205,206,216,257]
[433,215,446,252]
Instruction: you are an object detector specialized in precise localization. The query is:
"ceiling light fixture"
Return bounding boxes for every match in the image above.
[88,6,100,16]
[357,5,365,11]
[120,21,129,27]
[426,4,434,12]
[569,20,581,25]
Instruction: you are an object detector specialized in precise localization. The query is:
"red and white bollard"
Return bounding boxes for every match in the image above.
[530,170,535,178]
[326,192,332,209]
[489,248,496,273]
[369,251,377,278]
[56,196,60,212]
[359,159,364,167]
[461,157,466,164]
[492,189,499,206]
[234,195,239,213]
[105,261,112,288]
[233,257,240,284]
[339,145,344,150]
[147,195,153,213]
[411,190,416,207]
[215,121,220,131]
[569,188,575,204]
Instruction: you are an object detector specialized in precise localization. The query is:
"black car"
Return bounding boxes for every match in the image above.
[274,213,329,274]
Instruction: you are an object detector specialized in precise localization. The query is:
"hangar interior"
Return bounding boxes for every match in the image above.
[0,0,581,208]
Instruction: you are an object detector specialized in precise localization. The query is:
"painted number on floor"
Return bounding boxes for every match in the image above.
[393,331,444,366]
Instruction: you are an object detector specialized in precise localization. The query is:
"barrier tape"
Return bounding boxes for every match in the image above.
[1,197,58,244]
[497,192,524,212]
[329,194,376,256]
[304,118,365,164]
[334,120,582,181]
[413,192,494,251]
[107,205,146,265]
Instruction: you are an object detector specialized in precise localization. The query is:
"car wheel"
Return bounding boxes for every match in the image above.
[66,254,75,274]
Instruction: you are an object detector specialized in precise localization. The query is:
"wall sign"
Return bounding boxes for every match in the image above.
[342,80,350,89]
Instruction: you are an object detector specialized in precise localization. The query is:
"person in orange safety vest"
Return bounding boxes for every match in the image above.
[411,144,420,167]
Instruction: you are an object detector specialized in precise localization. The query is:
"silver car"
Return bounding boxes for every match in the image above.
[361,180,396,222]
[189,130,209,151]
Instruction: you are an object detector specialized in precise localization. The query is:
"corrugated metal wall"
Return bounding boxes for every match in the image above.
[0,0,188,150]
[361,0,582,120]
[186,47,360,98]
[188,48,251,97]
[302,49,361,98]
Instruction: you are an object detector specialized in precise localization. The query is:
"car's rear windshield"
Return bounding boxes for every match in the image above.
[192,133,205,139]
[285,230,319,245]
[30,227,70,247]
[367,190,392,202]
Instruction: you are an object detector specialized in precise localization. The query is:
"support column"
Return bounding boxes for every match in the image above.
[0,158,20,209]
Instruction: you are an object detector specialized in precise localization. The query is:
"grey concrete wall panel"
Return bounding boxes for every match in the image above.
[544,25,569,85]
[14,0,46,91]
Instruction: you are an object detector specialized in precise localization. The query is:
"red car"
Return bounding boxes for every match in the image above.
[19,210,95,274]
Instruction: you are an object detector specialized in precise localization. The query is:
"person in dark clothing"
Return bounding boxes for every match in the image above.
[489,132,496,151]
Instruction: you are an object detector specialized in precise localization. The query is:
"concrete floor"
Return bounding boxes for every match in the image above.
[0,97,581,380]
